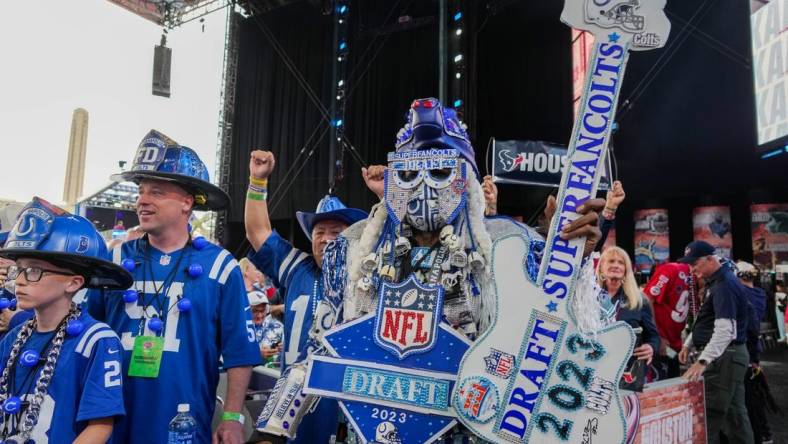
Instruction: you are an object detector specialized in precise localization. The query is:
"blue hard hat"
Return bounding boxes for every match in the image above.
[296,195,367,241]
[111,130,230,211]
[0,197,133,289]
[394,98,478,175]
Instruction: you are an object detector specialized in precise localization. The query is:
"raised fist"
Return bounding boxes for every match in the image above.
[606,180,625,209]
[250,150,275,180]
[482,175,498,216]
[362,165,386,199]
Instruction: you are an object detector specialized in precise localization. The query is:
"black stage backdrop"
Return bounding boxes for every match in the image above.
[227,0,788,262]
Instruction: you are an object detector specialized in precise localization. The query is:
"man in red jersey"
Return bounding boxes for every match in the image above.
[644,262,697,379]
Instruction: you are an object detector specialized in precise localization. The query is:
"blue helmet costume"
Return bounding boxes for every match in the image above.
[296,195,368,241]
[112,130,230,211]
[0,197,132,289]
[384,98,478,233]
[395,98,477,174]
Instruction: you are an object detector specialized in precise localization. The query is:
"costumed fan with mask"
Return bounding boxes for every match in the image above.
[255,99,608,443]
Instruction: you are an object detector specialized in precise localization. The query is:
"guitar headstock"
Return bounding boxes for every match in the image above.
[561,0,671,50]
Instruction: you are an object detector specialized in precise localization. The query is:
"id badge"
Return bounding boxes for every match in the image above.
[128,336,164,378]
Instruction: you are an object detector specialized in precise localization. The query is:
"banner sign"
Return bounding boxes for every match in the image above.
[631,378,707,444]
[693,206,733,259]
[492,139,611,190]
[751,203,788,272]
[634,209,670,273]
[750,0,787,147]
[451,1,671,442]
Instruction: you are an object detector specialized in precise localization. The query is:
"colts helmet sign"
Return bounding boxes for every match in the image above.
[375,275,443,359]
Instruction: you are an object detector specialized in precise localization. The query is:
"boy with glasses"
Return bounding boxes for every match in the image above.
[0,197,132,443]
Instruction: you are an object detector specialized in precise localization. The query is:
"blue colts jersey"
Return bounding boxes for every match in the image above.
[88,239,262,444]
[249,231,339,443]
[0,312,125,443]
[249,231,320,370]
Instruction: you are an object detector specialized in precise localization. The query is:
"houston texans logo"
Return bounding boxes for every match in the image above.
[498,150,526,173]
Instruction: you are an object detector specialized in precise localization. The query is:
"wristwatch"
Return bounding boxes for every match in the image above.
[698,358,709,366]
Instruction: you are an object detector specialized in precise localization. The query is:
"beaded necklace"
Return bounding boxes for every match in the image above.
[0,305,81,441]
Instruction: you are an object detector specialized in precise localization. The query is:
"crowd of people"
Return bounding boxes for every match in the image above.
[0,101,782,444]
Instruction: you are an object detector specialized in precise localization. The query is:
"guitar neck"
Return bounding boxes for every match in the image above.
[537,38,630,310]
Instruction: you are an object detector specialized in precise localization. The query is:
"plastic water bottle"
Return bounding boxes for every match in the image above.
[167,403,196,444]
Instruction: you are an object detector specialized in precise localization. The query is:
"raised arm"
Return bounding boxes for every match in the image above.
[595,180,625,251]
[362,164,386,199]
[245,150,276,251]
[482,175,498,216]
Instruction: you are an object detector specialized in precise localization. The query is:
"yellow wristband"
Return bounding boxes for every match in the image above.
[249,176,268,187]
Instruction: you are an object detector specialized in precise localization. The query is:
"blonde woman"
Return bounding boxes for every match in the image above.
[597,246,659,365]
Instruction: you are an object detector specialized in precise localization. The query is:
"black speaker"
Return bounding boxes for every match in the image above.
[152,44,172,98]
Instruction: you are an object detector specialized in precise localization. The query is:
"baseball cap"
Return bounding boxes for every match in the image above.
[677,241,716,264]
[247,289,269,307]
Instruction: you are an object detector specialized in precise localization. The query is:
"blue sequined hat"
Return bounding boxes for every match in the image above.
[0,197,133,289]
[395,98,478,175]
[111,130,231,211]
[296,195,368,241]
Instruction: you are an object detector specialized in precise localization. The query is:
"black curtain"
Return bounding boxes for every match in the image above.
[228,1,443,252]
[471,1,574,220]
[228,2,334,253]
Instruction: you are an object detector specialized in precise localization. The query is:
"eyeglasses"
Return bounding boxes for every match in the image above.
[7,265,75,283]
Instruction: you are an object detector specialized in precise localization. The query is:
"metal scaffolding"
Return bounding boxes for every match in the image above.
[213,5,240,243]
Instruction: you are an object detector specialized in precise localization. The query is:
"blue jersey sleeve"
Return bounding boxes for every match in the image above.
[248,231,311,290]
[76,332,125,422]
[219,262,264,369]
[595,216,615,252]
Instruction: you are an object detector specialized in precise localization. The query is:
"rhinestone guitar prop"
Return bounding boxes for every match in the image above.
[451,1,670,443]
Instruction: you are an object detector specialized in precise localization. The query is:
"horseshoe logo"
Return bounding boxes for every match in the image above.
[13,214,37,237]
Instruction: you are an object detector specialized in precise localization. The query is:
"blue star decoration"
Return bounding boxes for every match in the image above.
[546,301,558,313]
[303,307,472,443]
[608,32,621,43]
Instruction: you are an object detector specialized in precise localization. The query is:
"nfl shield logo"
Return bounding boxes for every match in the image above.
[374,274,444,359]
[483,349,515,379]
